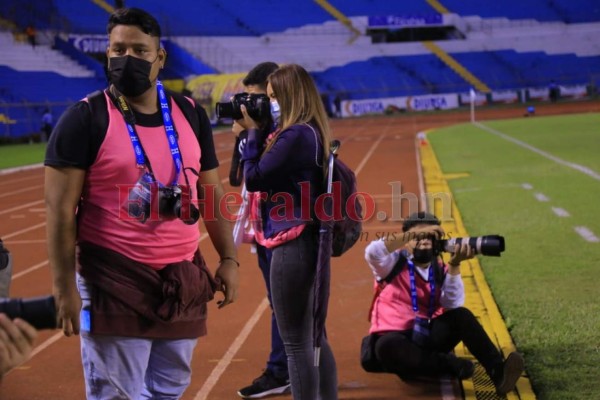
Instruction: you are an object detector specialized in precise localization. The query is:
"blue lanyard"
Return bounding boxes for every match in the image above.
[408,260,436,319]
[123,80,182,187]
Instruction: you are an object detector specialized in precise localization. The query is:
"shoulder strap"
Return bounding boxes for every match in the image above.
[170,91,200,140]
[86,89,200,140]
[85,90,109,164]
[86,90,109,141]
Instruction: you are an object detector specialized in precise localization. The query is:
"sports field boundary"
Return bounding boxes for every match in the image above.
[418,131,536,400]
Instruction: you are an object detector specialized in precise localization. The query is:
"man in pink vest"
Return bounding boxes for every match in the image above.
[44,7,239,399]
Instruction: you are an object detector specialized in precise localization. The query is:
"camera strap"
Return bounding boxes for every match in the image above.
[110,81,182,187]
[407,260,436,320]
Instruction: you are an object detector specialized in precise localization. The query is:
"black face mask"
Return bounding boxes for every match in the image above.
[108,55,154,97]
[412,248,434,264]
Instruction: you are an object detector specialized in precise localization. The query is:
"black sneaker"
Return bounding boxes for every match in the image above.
[237,370,291,399]
[493,352,525,396]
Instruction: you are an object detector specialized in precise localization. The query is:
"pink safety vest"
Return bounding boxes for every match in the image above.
[369,264,445,334]
[77,92,202,270]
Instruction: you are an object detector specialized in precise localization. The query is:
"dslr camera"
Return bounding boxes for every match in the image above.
[434,235,505,257]
[215,92,271,121]
[0,295,57,330]
[128,173,200,225]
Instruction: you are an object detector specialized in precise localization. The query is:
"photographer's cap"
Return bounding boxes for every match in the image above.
[402,212,440,232]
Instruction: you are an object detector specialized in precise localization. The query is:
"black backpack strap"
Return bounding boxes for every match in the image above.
[170,91,200,141]
[85,90,109,164]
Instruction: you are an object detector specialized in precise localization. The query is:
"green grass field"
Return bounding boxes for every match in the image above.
[0,143,47,169]
[428,112,600,400]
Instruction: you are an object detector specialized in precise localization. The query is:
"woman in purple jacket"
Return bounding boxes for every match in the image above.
[240,64,338,399]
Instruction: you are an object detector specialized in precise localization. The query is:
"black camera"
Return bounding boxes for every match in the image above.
[215,92,270,121]
[157,185,200,225]
[0,295,57,330]
[435,235,505,257]
[128,174,199,225]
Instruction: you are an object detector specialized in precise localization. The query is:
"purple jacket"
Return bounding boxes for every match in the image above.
[242,123,324,238]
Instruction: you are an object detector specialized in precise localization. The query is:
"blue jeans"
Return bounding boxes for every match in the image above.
[256,244,288,379]
[270,228,338,400]
[77,274,198,399]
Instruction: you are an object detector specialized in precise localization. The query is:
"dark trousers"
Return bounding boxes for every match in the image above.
[375,307,503,377]
[256,244,288,378]
[270,228,337,400]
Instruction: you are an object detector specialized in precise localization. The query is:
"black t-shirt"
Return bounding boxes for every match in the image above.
[45,93,219,171]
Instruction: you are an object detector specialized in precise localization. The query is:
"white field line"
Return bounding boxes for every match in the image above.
[0,163,43,176]
[0,200,45,216]
[12,260,49,280]
[0,184,44,198]
[4,332,64,378]
[474,122,600,181]
[29,332,64,359]
[3,239,46,245]
[551,207,570,217]
[353,133,385,176]
[520,185,598,244]
[2,222,46,239]
[192,298,270,400]
[574,226,600,243]
[0,174,42,186]
[534,193,550,202]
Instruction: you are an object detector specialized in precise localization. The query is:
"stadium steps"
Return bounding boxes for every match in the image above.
[422,41,491,92]
[0,32,94,78]
[313,0,361,37]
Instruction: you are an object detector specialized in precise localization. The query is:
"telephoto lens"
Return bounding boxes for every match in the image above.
[439,235,505,256]
[0,295,57,330]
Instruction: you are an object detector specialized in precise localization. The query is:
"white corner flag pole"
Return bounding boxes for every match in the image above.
[469,88,476,123]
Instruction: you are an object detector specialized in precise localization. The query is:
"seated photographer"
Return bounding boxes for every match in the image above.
[363,212,524,396]
[0,314,37,378]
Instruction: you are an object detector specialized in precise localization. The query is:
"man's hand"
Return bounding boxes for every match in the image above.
[0,314,37,376]
[214,260,239,309]
[53,285,81,337]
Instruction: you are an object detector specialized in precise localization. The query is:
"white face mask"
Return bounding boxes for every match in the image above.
[270,100,281,125]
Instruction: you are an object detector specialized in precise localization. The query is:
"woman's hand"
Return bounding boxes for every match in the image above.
[239,105,259,130]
